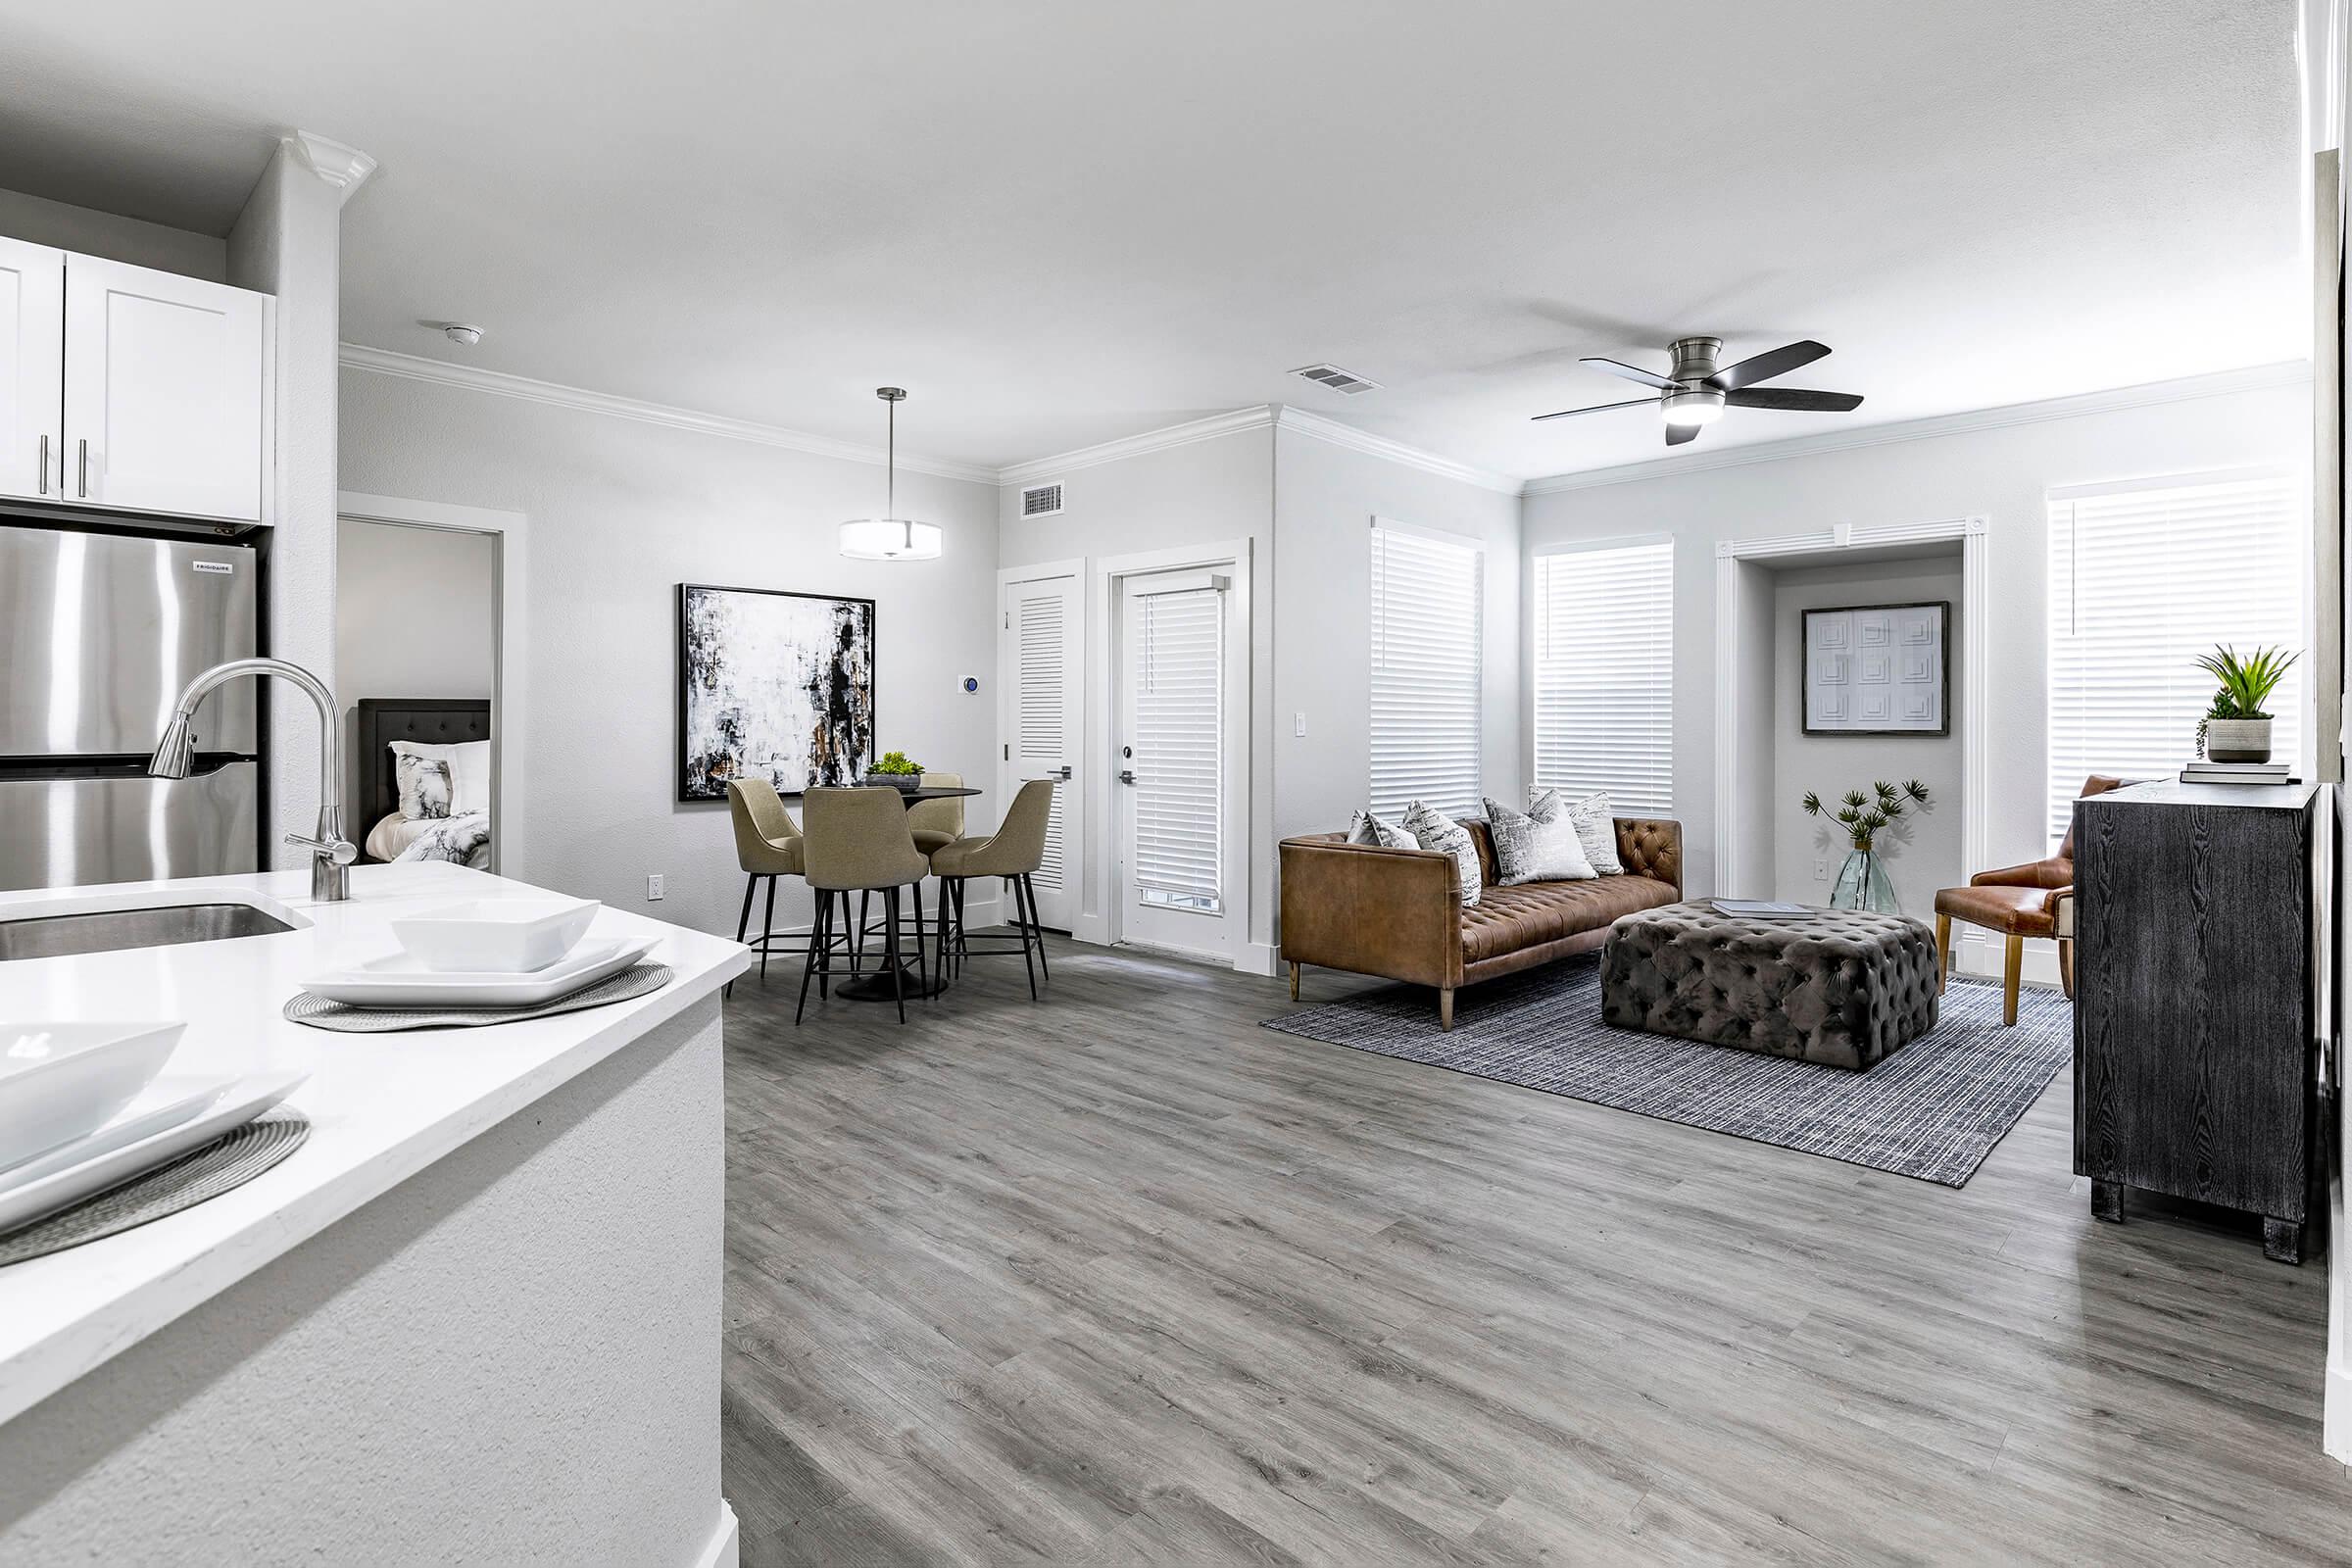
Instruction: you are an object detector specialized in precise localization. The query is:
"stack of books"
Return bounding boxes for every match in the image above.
[2180,760,2294,785]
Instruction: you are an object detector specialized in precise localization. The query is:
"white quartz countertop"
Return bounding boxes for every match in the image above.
[0,862,749,1426]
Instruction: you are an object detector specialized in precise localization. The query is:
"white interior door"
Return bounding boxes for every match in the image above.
[1002,569,1083,929]
[1115,569,1237,960]
[0,237,64,504]
[64,253,268,520]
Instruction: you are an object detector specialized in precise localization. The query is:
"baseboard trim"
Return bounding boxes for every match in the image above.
[2329,1363,2351,1465]
[1240,941,1281,978]
[694,1500,740,1568]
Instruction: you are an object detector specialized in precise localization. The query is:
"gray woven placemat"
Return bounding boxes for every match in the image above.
[0,1110,311,1265]
[281,962,673,1032]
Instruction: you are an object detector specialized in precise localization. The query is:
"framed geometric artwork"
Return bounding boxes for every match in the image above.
[1802,601,1950,736]
[676,583,877,800]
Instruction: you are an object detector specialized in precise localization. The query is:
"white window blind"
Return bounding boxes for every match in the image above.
[1370,524,1483,817]
[1015,593,1068,889]
[2047,470,2304,844]
[1533,541,1674,813]
[1134,586,1223,911]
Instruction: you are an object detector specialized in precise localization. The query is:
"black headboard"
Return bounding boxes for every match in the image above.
[356,698,491,850]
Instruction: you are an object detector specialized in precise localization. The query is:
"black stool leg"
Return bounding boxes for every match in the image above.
[758,876,778,981]
[1011,876,1038,1001]
[795,890,829,1025]
[854,891,869,974]
[912,882,931,999]
[884,887,907,1023]
[727,872,758,997]
[1025,874,1050,981]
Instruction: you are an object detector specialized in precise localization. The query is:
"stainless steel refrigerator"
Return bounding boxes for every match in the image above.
[0,525,260,891]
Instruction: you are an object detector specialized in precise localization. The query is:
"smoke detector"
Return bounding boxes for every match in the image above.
[442,323,484,347]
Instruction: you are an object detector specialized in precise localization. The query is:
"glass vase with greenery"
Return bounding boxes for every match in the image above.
[1800,779,1932,912]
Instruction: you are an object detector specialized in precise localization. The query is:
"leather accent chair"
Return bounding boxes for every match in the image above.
[930,778,1056,999]
[724,779,803,996]
[1279,814,1683,1029]
[1933,773,2126,1025]
[800,787,931,1024]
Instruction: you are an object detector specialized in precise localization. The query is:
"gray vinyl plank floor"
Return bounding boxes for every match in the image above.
[719,932,2352,1565]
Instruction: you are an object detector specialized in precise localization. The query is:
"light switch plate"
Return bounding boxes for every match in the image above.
[1294,711,1306,737]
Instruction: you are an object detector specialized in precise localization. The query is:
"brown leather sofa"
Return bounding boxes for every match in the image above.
[1278,815,1683,1028]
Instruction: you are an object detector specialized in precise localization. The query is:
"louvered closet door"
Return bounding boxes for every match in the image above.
[1117,569,1236,960]
[1000,571,1083,929]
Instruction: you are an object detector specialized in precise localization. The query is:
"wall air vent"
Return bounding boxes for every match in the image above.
[1020,482,1064,518]
[1291,363,1383,396]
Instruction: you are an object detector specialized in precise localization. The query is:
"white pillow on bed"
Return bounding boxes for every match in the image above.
[390,739,493,816]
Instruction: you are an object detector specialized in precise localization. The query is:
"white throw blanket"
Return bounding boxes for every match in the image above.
[393,811,491,867]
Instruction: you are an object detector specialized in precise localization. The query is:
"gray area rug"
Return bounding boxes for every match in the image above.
[1263,957,2071,1186]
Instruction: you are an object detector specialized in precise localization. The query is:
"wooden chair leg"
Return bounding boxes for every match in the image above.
[1289,961,1300,1001]
[2057,938,2075,1001]
[1026,875,1050,981]
[794,891,828,1025]
[1439,987,1455,1031]
[2001,933,2023,1026]
[1934,913,1951,994]
[759,876,778,981]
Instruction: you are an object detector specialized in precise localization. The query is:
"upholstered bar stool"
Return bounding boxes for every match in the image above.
[724,779,803,996]
[799,786,932,1025]
[858,771,965,959]
[928,778,1055,1000]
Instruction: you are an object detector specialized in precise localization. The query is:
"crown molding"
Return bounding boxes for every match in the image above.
[290,132,377,204]
[1271,406,1523,495]
[1521,361,2314,497]
[994,407,1278,487]
[337,344,1001,484]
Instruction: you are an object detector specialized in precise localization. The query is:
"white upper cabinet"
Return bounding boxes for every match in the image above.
[0,237,67,504]
[63,255,270,522]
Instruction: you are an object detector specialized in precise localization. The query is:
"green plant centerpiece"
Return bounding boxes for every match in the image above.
[2194,644,2298,763]
[866,750,924,792]
[1800,778,1933,913]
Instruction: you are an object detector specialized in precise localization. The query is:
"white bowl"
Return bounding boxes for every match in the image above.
[388,898,601,974]
[0,1021,186,1171]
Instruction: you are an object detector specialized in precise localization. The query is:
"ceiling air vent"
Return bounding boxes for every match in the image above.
[1291,363,1382,396]
[1020,482,1064,518]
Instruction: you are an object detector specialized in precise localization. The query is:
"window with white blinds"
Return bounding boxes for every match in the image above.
[2047,469,2305,844]
[1369,524,1483,817]
[1532,541,1675,813]
[1133,586,1223,911]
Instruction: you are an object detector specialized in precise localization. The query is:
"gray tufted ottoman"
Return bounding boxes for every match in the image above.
[1600,901,1939,1070]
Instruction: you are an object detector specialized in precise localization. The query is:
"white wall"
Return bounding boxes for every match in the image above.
[0,186,225,280]
[339,367,1003,941]
[1768,555,1966,919]
[1522,377,2311,913]
[332,518,495,816]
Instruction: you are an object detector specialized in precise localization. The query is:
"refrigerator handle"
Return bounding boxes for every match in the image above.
[77,439,88,499]
[36,435,46,496]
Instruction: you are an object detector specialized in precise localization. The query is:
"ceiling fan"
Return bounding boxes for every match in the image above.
[1533,336,1863,447]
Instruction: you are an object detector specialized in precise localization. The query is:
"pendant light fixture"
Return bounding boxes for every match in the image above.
[838,386,942,561]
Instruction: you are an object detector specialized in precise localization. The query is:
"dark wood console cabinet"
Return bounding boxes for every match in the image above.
[2071,780,2324,1263]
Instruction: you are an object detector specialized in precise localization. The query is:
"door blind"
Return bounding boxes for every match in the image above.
[1016,592,1068,888]
[1532,541,1674,813]
[2047,470,2304,844]
[1370,525,1483,817]
[1134,587,1222,910]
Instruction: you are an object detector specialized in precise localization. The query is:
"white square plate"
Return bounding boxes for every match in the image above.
[298,935,657,1008]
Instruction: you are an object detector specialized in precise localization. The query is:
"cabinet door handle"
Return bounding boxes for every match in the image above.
[36,435,46,496]
[76,439,87,499]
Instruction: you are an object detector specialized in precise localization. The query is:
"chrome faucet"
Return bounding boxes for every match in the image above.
[150,657,358,902]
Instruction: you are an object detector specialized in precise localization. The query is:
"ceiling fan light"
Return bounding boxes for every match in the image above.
[1660,388,1725,426]
[839,518,942,561]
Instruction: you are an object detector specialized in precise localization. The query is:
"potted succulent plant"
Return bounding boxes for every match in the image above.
[865,750,924,792]
[2194,644,2299,763]
[1801,779,1933,913]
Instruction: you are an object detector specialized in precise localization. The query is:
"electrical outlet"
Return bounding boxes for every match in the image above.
[1295,711,1307,737]
[1812,858,1827,881]
[646,873,664,901]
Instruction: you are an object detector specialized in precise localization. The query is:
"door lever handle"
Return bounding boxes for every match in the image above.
[1055,764,1073,780]
[1118,769,1136,785]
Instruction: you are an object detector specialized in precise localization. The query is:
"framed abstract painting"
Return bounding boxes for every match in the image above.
[676,583,876,800]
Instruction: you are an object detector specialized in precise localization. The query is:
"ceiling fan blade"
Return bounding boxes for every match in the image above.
[1706,339,1831,391]
[1722,387,1865,413]
[1579,356,1678,391]
[1531,396,1655,422]
[1665,422,1701,447]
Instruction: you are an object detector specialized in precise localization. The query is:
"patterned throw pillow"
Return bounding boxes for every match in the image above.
[1483,793,1596,885]
[1348,808,1414,849]
[1400,801,1482,907]
[1534,786,1623,875]
[397,754,454,821]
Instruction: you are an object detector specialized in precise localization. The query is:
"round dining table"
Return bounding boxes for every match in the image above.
[832,783,982,1002]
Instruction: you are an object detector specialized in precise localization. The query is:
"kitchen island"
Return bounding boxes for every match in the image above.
[0,862,748,1568]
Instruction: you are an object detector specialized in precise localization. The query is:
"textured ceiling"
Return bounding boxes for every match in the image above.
[0,0,2307,478]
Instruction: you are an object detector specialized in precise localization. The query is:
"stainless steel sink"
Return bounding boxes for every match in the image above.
[0,903,296,960]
